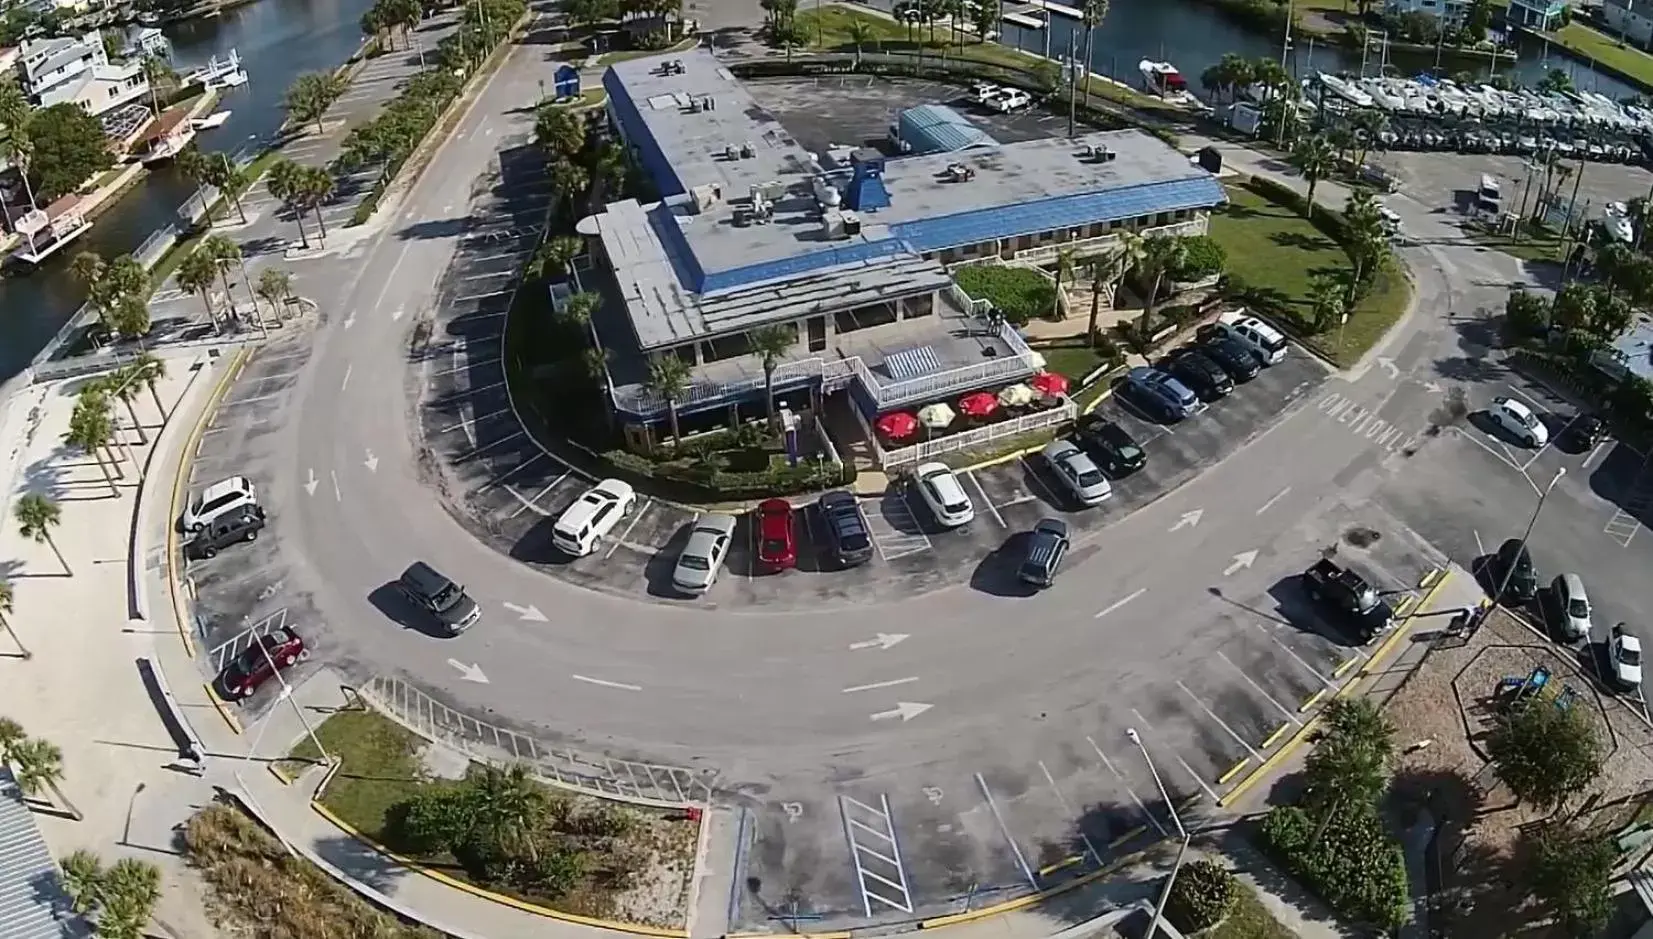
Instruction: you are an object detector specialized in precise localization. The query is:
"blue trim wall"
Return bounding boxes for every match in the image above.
[604,70,687,197]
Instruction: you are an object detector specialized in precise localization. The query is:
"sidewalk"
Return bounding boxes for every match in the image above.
[0,348,231,938]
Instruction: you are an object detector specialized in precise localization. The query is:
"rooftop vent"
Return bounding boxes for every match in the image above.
[1084,144,1116,163]
[658,59,685,75]
[944,162,975,183]
[740,142,755,159]
[842,211,862,236]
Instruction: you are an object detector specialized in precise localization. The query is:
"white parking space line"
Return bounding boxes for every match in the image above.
[455,431,524,463]
[436,382,507,404]
[1504,384,1544,412]
[974,773,1038,889]
[1176,682,1263,760]
[1215,651,1301,726]
[570,674,642,692]
[1584,439,1612,470]
[859,498,931,561]
[220,392,283,408]
[507,472,569,519]
[1455,428,1542,496]
[476,454,546,493]
[439,406,509,433]
[460,269,514,282]
[606,499,653,558]
[1037,760,1102,866]
[1125,711,1220,803]
[967,472,1006,527]
[1085,735,1168,837]
[1094,588,1146,619]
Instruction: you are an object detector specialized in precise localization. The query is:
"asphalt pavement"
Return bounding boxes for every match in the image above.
[155,40,1653,936]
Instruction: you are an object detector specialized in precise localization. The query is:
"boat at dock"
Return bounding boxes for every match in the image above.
[182,49,247,92]
[1001,9,1047,29]
[7,197,92,268]
[1138,60,1207,110]
[192,110,232,130]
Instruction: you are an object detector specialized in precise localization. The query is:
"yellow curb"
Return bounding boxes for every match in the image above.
[204,683,244,735]
[1418,568,1440,589]
[957,441,1047,473]
[1107,824,1147,849]
[917,849,1139,930]
[1217,759,1250,786]
[1393,595,1419,618]
[1218,569,1458,809]
[1298,688,1328,713]
[1080,384,1116,415]
[1038,854,1084,877]
[309,802,691,937]
[166,347,251,658]
[1331,655,1360,679]
[267,763,292,786]
[1261,723,1293,749]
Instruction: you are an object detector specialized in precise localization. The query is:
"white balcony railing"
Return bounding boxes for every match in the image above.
[1003,218,1209,268]
[878,399,1077,468]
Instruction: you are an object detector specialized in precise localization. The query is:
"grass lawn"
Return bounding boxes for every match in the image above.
[1549,22,1653,90]
[1038,344,1111,382]
[792,6,1175,112]
[1207,879,1297,939]
[955,263,1056,324]
[1209,185,1411,366]
[1465,227,1568,265]
[597,36,697,66]
[145,232,206,298]
[285,708,428,840]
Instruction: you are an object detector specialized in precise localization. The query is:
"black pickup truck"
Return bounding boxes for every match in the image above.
[1302,558,1397,644]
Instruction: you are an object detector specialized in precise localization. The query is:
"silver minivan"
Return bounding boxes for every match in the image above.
[1553,573,1593,641]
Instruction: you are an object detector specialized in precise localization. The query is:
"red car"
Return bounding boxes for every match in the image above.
[219,628,307,699]
[754,499,797,571]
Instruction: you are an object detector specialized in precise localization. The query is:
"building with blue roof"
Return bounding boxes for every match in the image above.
[588,48,1225,459]
[891,104,997,155]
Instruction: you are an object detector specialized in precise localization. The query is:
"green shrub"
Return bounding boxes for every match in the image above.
[1259,803,1409,930]
[1166,859,1237,933]
[953,264,1056,326]
[1174,234,1226,280]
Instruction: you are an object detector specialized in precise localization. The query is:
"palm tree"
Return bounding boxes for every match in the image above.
[1086,251,1123,349]
[175,249,222,333]
[99,370,149,446]
[10,736,81,820]
[0,719,23,762]
[266,159,311,248]
[580,346,612,384]
[301,166,336,241]
[1,129,38,212]
[527,235,584,280]
[1289,134,1336,214]
[99,857,163,939]
[14,493,69,576]
[59,850,103,915]
[1053,248,1076,320]
[468,764,549,862]
[645,354,693,446]
[69,251,114,337]
[1308,271,1345,333]
[534,106,586,162]
[560,290,600,340]
[132,354,169,421]
[1135,234,1187,341]
[0,578,27,659]
[969,1,996,45]
[141,55,176,117]
[847,18,873,63]
[748,324,797,425]
[69,389,131,488]
[551,160,591,207]
[1078,0,1109,98]
[205,152,249,224]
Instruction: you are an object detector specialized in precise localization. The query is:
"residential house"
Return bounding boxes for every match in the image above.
[17,32,149,118]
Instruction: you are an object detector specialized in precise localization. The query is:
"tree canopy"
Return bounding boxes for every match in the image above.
[1486,694,1604,811]
[27,103,114,202]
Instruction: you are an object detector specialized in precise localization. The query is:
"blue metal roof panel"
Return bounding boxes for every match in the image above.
[891,176,1227,253]
[701,239,912,295]
[897,104,995,154]
[0,767,81,939]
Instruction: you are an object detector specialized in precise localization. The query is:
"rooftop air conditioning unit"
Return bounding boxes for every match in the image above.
[842,211,861,236]
[740,142,756,159]
[725,144,740,160]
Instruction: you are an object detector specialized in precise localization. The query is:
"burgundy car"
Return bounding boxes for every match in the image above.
[219,628,307,698]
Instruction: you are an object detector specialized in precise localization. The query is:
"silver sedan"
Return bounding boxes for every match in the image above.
[1042,439,1113,506]
[672,513,738,595]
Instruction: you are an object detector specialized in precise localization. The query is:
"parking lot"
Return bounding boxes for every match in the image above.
[733,496,1446,929]
[1377,369,1653,709]
[183,337,329,715]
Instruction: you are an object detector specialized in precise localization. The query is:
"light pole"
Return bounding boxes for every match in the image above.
[1128,728,1190,939]
[1494,466,1566,607]
[256,637,328,760]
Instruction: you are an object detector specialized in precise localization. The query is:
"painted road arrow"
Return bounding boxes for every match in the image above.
[447,659,488,683]
[1170,509,1203,532]
[871,702,932,722]
[1377,357,1400,380]
[850,633,910,651]
[343,310,357,329]
[1224,550,1259,576]
[364,450,379,473]
[503,602,548,622]
[1423,380,1443,393]
[303,468,319,497]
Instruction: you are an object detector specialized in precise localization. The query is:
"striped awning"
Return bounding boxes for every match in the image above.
[881,345,943,381]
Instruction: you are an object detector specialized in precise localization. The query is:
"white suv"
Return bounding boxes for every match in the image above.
[551,479,637,557]
[1488,396,1548,447]
[1204,311,1289,366]
[912,462,974,528]
[181,476,257,532]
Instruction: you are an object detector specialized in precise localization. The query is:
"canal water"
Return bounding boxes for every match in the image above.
[0,0,374,382]
[0,0,1641,383]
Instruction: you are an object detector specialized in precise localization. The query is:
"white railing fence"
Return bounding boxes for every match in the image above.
[878,399,1077,467]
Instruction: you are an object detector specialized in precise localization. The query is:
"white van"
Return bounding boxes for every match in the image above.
[551,479,637,557]
[1212,310,1289,366]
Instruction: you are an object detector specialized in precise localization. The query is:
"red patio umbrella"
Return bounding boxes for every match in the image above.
[958,391,1000,418]
[1030,372,1070,397]
[876,411,920,439]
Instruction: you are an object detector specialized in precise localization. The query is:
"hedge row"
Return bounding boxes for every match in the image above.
[1259,803,1409,930]
[604,449,855,501]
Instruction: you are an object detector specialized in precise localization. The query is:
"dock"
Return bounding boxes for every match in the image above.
[1020,0,1081,19]
[9,196,92,267]
[1002,9,1046,29]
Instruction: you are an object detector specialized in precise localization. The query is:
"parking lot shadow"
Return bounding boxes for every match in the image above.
[510,517,568,566]
[1585,444,1653,523]
[367,583,451,639]
[1207,584,1292,628]
[969,532,1037,598]
[642,520,699,599]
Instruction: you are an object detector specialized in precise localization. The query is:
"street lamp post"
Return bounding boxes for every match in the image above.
[1494,466,1566,607]
[1128,728,1190,939]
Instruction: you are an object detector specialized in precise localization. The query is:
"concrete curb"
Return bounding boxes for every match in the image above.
[127,356,212,624]
[307,800,692,938]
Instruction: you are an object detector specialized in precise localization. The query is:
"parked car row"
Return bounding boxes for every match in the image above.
[1480,539,1642,692]
[179,475,266,560]
[1117,313,1290,424]
[965,81,1033,113]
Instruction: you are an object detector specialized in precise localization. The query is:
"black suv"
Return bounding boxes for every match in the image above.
[186,506,265,559]
[397,562,482,635]
[1072,418,1146,477]
[1018,518,1070,589]
[1488,538,1538,602]
[817,490,874,568]
[1162,349,1234,400]
[1197,335,1260,382]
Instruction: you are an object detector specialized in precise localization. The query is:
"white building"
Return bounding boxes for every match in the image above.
[1601,0,1653,48]
[17,33,149,118]
[1506,0,1569,30]
[1382,0,1471,27]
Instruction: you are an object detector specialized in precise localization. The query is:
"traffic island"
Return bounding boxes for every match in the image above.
[284,706,701,932]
